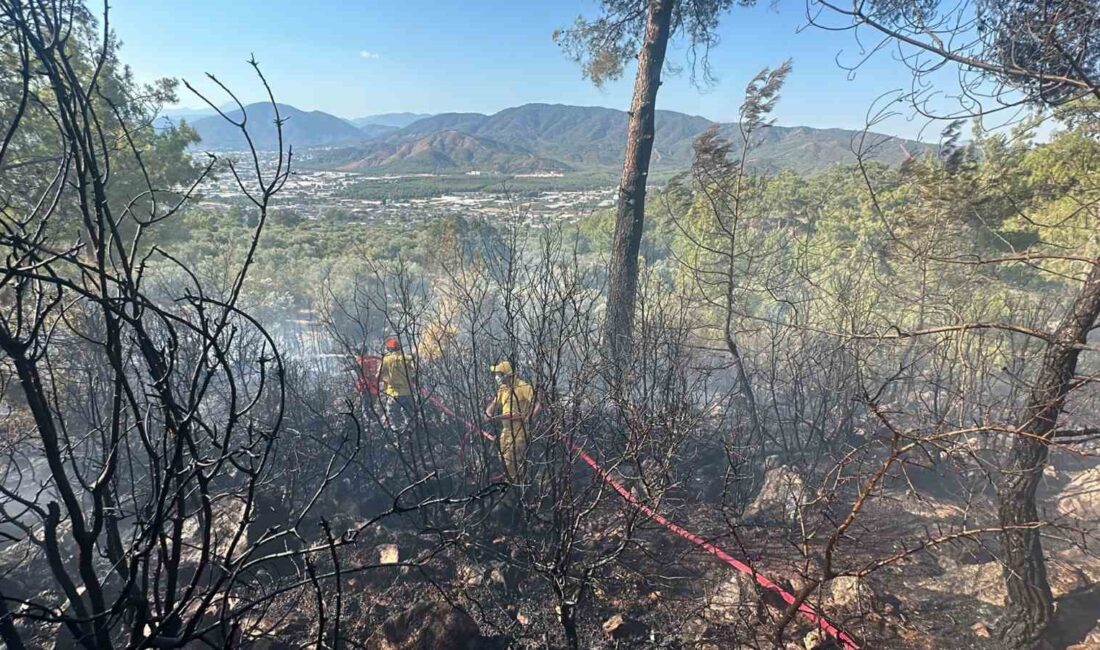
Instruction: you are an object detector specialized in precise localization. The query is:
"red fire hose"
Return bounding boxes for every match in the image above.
[361,358,857,648]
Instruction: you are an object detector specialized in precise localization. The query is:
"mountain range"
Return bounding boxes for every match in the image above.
[349,112,432,129]
[315,130,572,174]
[188,104,368,151]
[187,102,928,175]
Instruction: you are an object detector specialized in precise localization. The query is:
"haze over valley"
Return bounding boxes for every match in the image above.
[180,101,929,228]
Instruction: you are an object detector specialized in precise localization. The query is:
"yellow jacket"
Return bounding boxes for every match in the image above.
[494,378,534,418]
[380,352,416,397]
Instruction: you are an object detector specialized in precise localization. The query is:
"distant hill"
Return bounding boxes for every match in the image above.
[717,124,924,176]
[190,103,367,150]
[315,103,928,175]
[423,104,715,168]
[356,123,400,139]
[320,130,571,174]
[155,104,238,131]
[350,112,433,129]
[159,106,216,123]
[191,102,929,174]
[399,113,492,137]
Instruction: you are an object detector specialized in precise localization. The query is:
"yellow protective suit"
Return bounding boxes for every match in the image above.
[493,378,534,483]
[380,352,416,397]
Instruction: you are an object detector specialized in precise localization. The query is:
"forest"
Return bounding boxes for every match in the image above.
[2,0,1100,649]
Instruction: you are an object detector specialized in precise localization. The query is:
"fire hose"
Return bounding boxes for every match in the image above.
[357,357,858,648]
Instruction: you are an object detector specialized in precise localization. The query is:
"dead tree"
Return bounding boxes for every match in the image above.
[0,2,456,646]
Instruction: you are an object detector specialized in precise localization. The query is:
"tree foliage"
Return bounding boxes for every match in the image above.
[554,0,750,86]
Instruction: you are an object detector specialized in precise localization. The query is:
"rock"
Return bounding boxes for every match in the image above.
[1048,560,1090,598]
[1056,467,1100,522]
[679,617,710,642]
[366,600,480,650]
[822,576,875,611]
[378,544,399,565]
[919,557,1005,606]
[456,561,513,591]
[457,563,483,587]
[603,614,649,641]
[970,622,991,638]
[743,466,805,523]
[802,628,840,649]
[1054,547,1100,584]
[705,571,762,624]
[487,565,509,590]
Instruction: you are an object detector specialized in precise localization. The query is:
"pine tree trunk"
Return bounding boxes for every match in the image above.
[998,259,1100,648]
[604,0,675,386]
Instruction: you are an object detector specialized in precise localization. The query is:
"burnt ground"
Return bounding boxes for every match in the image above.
[240,456,1099,650]
[3,435,1097,649]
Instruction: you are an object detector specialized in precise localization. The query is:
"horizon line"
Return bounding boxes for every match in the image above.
[164,101,932,142]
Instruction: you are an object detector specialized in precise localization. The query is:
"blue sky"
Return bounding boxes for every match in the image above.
[109,0,952,140]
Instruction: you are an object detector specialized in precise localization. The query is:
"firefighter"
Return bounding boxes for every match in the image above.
[484,360,538,484]
[376,337,416,431]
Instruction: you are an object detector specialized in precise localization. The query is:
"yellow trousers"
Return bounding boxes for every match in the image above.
[498,421,528,483]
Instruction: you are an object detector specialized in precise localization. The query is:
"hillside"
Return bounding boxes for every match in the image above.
[320,130,571,174]
[399,112,493,137]
[356,123,400,139]
[388,104,711,168]
[313,103,928,175]
[190,103,367,150]
[719,124,923,176]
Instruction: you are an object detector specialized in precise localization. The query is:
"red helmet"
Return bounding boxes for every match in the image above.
[384,337,401,351]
